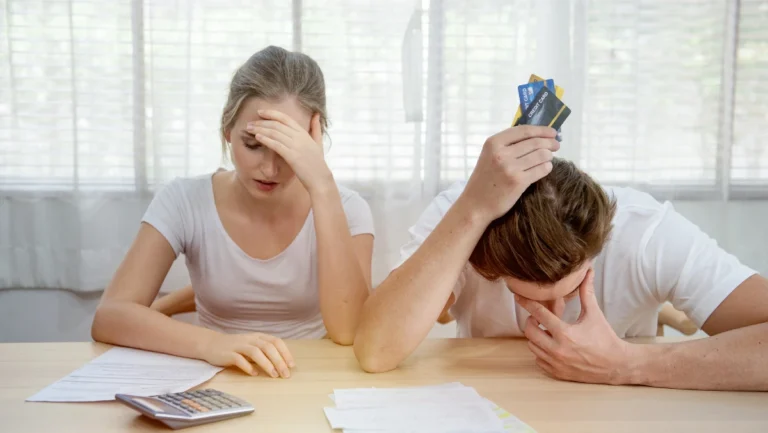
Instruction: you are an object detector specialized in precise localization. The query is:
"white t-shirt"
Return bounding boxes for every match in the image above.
[397,181,756,338]
[142,173,375,339]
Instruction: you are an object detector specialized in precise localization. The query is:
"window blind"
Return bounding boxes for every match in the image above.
[580,0,728,189]
[439,0,538,183]
[302,0,420,184]
[0,0,135,190]
[731,0,768,186]
[144,0,293,187]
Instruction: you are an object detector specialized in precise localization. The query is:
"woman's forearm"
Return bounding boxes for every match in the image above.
[92,300,218,360]
[150,285,196,316]
[310,183,370,345]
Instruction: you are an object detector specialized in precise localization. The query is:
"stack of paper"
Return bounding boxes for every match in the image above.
[27,347,224,402]
[324,382,536,433]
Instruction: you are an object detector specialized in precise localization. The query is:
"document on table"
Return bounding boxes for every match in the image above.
[325,382,537,433]
[27,347,224,402]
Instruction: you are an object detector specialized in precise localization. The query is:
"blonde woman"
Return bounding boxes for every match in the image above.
[92,46,374,379]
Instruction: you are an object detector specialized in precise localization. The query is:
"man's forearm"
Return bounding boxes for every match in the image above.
[354,197,490,373]
[626,323,768,391]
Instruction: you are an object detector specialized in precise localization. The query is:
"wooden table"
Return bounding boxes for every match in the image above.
[2,338,767,433]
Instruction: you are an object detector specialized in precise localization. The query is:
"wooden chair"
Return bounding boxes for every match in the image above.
[657,302,698,336]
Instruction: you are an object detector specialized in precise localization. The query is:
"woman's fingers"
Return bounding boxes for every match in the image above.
[255,340,291,378]
[269,337,296,368]
[257,109,304,132]
[239,345,279,378]
[230,352,257,376]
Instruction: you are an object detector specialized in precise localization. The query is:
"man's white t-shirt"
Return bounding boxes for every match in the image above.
[397,181,756,338]
[142,173,375,339]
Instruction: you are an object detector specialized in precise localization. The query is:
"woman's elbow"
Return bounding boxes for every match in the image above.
[90,305,110,343]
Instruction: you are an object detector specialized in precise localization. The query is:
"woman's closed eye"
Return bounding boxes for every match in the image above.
[241,133,262,150]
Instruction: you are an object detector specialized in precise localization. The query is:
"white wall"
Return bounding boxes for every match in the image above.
[1,201,767,343]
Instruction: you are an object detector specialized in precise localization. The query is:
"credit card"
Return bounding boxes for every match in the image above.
[515,86,570,131]
[512,74,565,126]
[518,79,555,111]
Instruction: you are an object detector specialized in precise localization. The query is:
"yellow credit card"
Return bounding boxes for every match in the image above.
[512,74,564,126]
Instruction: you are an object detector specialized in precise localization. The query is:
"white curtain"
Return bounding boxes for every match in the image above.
[1,0,766,292]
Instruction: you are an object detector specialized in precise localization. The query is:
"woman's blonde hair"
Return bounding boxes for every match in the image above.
[220,46,328,159]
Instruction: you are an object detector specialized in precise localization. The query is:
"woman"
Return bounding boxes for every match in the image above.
[92,46,375,379]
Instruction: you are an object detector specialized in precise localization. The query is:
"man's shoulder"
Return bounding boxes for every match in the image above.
[429,180,467,212]
[604,185,672,225]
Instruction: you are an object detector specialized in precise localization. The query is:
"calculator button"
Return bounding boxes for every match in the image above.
[180,399,200,412]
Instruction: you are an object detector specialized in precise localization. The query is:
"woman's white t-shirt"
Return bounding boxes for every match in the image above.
[142,173,375,339]
[397,181,756,338]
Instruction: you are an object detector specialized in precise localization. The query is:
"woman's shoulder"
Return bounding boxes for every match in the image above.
[156,172,217,199]
[147,172,219,219]
[336,183,370,209]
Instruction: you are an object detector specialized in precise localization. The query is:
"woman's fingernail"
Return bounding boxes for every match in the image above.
[282,369,291,378]
[270,369,278,378]
[289,361,296,368]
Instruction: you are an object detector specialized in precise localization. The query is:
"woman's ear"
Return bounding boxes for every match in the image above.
[224,128,232,144]
[309,113,322,145]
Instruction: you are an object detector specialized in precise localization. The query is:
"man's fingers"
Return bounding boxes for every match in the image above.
[516,295,566,335]
[487,125,557,149]
[239,345,278,378]
[578,268,599,318]
[535,358,557,378]
[524,316,558,352]
[517,148,553,171]
[523,161,554,183]
[255,340,291,378]
[508,136,560,159]
[528,340,557,366]
[231,353,257,376]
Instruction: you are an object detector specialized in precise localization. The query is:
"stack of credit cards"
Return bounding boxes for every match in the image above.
[512,74,570,140]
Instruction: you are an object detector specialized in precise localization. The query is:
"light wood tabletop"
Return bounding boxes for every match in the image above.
[1,338,767,433]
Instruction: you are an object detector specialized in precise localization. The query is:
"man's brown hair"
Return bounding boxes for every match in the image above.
[469,157,616,283]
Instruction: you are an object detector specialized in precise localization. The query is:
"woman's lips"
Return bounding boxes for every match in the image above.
[254,179,278,192]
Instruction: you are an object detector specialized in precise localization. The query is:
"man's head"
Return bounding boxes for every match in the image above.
[469,157,616,305]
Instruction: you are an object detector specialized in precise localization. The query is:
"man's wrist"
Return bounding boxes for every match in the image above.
[453,194,494,230]
[619,342,667,386]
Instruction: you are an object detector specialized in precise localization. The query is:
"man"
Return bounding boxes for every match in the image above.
[354,126,768,391]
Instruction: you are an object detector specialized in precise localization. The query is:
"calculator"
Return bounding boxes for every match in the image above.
[115,389,255,430]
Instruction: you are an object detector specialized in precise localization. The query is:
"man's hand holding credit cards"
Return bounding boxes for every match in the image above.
[512,74,570,141]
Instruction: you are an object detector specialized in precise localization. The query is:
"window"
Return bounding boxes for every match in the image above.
[581,0,768,198]
[1,0,766,198]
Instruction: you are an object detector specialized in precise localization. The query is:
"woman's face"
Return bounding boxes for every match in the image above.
[226,96,312,199]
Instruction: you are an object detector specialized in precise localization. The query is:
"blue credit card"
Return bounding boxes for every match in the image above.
[518,79,555,111]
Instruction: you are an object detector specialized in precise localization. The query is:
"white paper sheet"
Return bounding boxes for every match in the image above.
[327,383,536,433]
[324,403,503,431]
[27,347,224,402]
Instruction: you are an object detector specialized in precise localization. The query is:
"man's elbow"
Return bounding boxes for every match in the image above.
[353,338,399,373]
[329,331,355,346]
